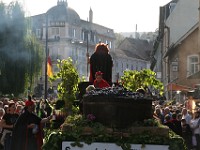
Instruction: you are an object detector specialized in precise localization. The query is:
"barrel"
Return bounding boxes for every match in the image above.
[83,96,153,129]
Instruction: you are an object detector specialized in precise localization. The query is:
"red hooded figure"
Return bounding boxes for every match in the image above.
[93,71,110,89]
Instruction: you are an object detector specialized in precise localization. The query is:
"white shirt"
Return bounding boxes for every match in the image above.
[190,118,200,134]
[182,113,192,124]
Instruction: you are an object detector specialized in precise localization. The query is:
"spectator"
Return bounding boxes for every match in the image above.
[163,107,172,122]
[177,113,182,121]
[171,113,182,136]
[181,119,192,150]
[0,102,3,109]
[154,107,164,124]
[15,104,23,115]
[3,106,9,115]
[0,108,5,132]
[1,102,19,150]
[190,111,200,150]
[182,108,192,124]
[164,114,175,131]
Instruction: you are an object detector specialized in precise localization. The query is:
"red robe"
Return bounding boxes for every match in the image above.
[94,79,110,88]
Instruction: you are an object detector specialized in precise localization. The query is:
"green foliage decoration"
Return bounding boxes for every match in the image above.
[120,69,164,96]
[50,58,79,113]
[42,115,187,150]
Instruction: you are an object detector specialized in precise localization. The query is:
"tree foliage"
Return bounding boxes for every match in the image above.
[120,69,164,96]
[0,1,43,96]
[50,58,79,112]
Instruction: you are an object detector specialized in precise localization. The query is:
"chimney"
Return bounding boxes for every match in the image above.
[89,7,93,23]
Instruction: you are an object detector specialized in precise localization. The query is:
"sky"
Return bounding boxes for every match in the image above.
[3,0,172,32]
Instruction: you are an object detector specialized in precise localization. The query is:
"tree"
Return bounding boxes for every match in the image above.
[50,58,79,113]
[0,1,43,96]
[120,69,164,97]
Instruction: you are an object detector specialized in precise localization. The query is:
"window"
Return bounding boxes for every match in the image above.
[36,29,41,38]
[187,55,199,76]
[52,28,59,35]
[131,65,134,70]
[109,41,112,49]
[126,64,129,69]
[73,29,76,38]
[94,35,96,43]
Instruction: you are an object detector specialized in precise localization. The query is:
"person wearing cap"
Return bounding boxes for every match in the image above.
[93,71,110,89]
[11,96,52,150]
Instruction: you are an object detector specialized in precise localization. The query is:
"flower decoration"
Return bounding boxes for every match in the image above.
[87,114,96,122]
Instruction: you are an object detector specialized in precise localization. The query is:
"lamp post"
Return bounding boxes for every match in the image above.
[86,31,89,78]
[44,13,48,100]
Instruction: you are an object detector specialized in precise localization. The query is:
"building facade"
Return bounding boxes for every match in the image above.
[31,0,116,83]
[31,0,153,97]
[152,0,200,100]
[112,37,152,82]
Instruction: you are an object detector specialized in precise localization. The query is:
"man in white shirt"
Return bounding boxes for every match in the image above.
[182,108,192,124]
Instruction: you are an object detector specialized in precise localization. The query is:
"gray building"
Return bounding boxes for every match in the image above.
[31,0,115,82]
[111,37,153,82]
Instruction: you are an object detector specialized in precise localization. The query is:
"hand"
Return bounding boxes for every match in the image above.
[28,123,35,128]
[47,115,53,121]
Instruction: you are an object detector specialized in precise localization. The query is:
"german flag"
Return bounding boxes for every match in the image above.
[47,56,53,78]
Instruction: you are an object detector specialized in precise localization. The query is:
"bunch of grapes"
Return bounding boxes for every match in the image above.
[84,87,146,99]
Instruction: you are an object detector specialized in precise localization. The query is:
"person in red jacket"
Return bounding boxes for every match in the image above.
[93,71,110,89]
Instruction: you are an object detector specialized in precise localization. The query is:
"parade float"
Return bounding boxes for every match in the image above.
[43,59,186,150]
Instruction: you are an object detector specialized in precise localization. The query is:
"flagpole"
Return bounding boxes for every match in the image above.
[44,13,48,100]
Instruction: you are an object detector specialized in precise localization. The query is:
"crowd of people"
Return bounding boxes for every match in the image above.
[153,101,200,150]
[0,96,52,150]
